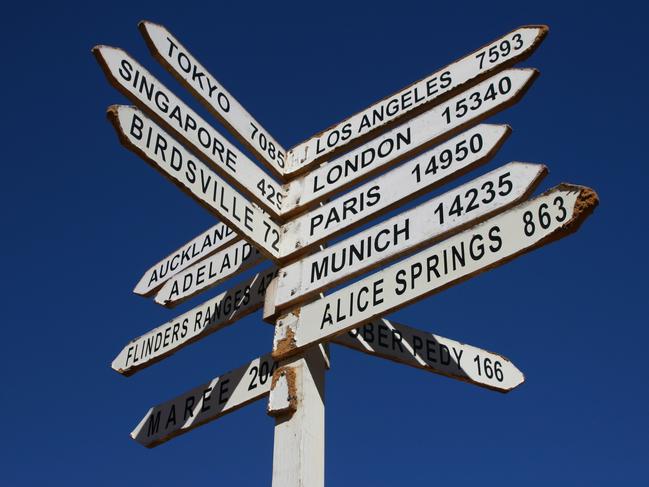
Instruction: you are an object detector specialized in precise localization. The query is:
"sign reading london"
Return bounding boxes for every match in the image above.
[95,20,598,487]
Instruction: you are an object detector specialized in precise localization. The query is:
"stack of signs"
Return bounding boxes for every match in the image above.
[95,21,597,459]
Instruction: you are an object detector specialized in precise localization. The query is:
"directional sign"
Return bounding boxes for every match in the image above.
[114,267,277,376]
[92,46,285,217]
[134,222,236,296]
[282,68,538,216]
[155,239,264,307]
[279,124,510,257]
[335,319,524,392]
[108,105,282,260]
[272,184,599,360]
[269,162,547,315]
[132,353,278,448]
[139,21,288,179]
[286,25,547,175]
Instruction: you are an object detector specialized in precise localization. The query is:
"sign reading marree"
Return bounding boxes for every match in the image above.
[273,184,599,360]
[285,25,547,175]
[139,21,288,179]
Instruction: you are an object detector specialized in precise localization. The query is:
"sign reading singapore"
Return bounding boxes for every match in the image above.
[94,21,597,485]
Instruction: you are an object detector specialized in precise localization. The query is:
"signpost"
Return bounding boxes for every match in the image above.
[95,20,599,487]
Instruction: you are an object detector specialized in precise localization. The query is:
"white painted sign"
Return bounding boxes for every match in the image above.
[269,162,547,315]
[282,68,538,215]
[114,267,278,376]
[134,222,236,296]
[336,319,524,392]
[286,25,547,175]
[92,46,284,217]
[132,353,278,448]
[155,239,265,307]
[139,21,288,179]
[273,184,599,359]
[279,124,510,257]
[109,105,282,260]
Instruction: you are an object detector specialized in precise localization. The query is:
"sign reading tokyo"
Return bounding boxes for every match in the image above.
[138,21,288,179]
[273,185,599,360]
[285,25,547,175]
[97,21,599,487]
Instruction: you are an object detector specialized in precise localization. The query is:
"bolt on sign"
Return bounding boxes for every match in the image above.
[95,21,598,487]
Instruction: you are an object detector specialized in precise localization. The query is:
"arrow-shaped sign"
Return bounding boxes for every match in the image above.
[286,25,547,176]
[108,105,282,260]
[155,239,264,307]
[268,162,547,315]
[113,267,277,375]
[92,46,284,217]
[336,318,524,392]
[272,184,599,360]
[282,68,538,216]
[138,21,288,180]
[134,222,236,297]
[131,352,278,448]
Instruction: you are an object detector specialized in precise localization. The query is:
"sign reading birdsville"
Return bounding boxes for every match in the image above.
[95,21,598,487]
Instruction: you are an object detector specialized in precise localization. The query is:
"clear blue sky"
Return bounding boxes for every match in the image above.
[1,1,647,485]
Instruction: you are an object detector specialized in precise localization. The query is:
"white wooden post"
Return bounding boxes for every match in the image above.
[268,344,329,487]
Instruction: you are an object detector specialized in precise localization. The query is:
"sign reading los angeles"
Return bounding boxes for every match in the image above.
[95,20,598,487]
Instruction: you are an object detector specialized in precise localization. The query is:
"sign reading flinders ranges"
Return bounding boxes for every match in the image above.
[94,20,598,486]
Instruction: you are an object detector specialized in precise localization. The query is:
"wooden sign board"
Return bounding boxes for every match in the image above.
[336,318,524,392]
[155,239,265,307]
[134,222,236,296]
[114,267,277,376]
[132,353,278,447]
[285,25,548,176]
[273,184,599,360]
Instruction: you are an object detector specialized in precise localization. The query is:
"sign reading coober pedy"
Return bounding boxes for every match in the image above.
[95,20,598,487]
